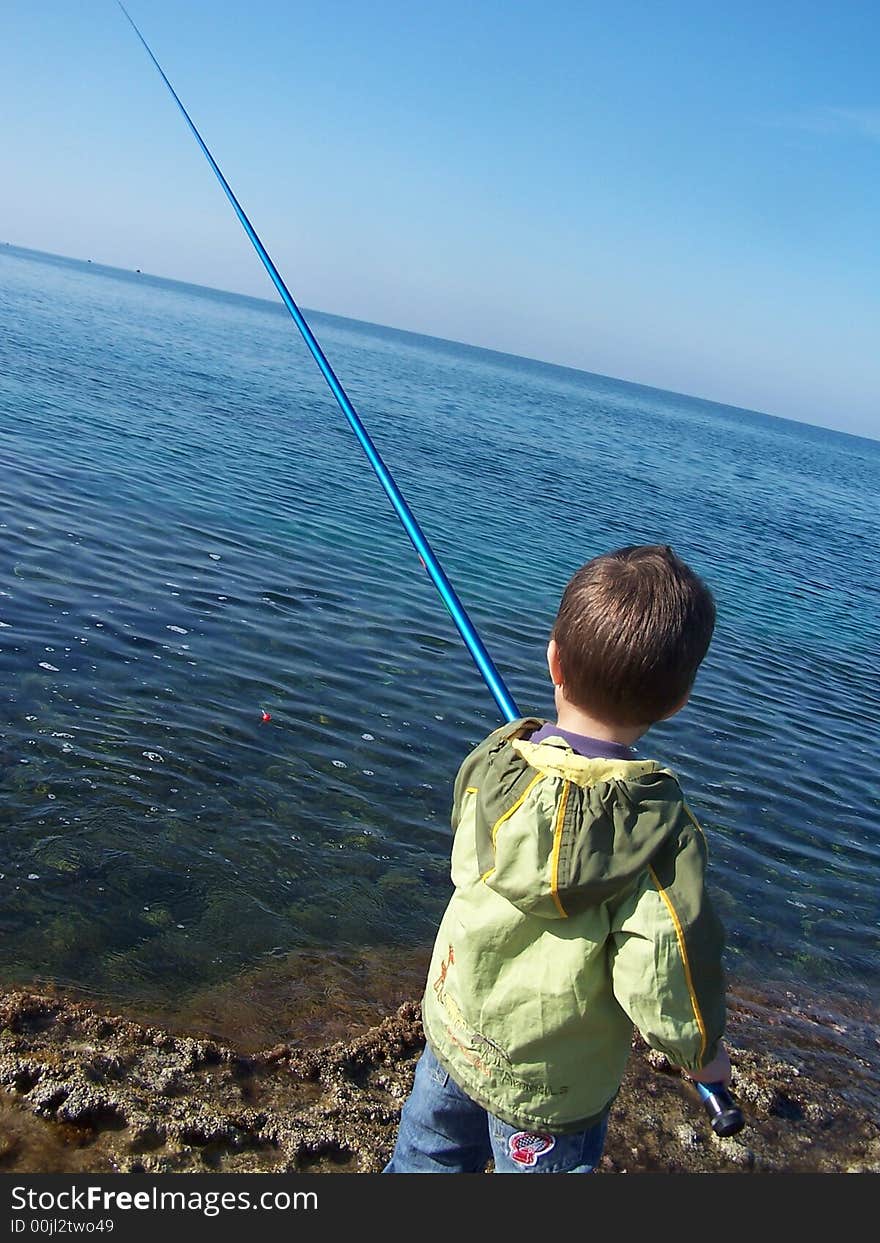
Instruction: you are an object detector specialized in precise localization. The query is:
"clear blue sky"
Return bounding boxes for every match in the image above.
[3,1,879,438]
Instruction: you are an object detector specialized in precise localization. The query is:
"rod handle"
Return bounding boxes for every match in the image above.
[694,1081,745,1137]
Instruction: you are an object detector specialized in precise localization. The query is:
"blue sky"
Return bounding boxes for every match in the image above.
[3,1,879,438]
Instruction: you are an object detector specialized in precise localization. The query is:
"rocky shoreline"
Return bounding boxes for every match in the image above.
[0,983,877,1174]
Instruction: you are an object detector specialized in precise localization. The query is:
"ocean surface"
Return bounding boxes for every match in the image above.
[1,243,878,1051]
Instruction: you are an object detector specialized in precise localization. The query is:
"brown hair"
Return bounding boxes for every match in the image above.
[551,545,716,727]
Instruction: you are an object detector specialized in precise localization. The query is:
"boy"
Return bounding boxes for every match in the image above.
[385,544,730,1174]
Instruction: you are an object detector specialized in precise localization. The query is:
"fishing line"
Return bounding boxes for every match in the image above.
[118,1,520,724]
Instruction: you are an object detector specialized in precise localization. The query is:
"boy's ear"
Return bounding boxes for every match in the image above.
[546,639,564,686]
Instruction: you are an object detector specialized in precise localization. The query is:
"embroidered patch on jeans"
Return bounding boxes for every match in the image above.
[507,1132,556,1166]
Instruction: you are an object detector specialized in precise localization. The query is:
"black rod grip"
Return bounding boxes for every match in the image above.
[695,1081,745,1136]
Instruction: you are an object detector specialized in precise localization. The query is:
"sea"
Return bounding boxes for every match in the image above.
[1,242,878,1062]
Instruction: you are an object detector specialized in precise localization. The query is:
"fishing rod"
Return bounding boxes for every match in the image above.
[117,1,518,725]
[119,3,743,1142]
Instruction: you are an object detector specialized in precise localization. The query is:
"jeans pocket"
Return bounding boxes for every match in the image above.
[422,1046,450,1088]
[489,1111,609,1173]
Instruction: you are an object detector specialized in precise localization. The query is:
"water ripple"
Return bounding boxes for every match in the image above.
[0,244,877,1018]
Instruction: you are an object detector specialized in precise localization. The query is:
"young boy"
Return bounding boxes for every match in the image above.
[385,544,730,1174]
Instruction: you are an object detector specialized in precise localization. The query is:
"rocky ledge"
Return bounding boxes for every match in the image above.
[0,985,877,1174]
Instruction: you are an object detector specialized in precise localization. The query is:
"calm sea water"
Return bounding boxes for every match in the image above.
[1,244,878,1043]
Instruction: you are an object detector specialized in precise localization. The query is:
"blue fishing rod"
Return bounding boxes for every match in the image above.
[117,2,517,725]
[120,3,743,1141]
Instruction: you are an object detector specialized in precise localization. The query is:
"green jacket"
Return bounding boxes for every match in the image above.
[421,717,726,1134]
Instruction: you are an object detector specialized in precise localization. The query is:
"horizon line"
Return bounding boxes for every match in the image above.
[3,239,877,449]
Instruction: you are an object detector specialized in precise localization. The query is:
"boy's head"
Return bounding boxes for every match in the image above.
[549,544,716,730]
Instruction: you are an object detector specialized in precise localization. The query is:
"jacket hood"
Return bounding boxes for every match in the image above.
[474,722,686,920]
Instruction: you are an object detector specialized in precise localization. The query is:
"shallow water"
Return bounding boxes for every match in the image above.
[1,243,878,1035]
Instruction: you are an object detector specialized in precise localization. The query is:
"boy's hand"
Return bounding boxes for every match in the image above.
[682,1043,731,1086]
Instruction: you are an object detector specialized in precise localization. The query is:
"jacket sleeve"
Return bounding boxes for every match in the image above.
[608,821,727,1072]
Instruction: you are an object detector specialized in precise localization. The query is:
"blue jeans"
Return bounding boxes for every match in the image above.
[384,1045,609,1174]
